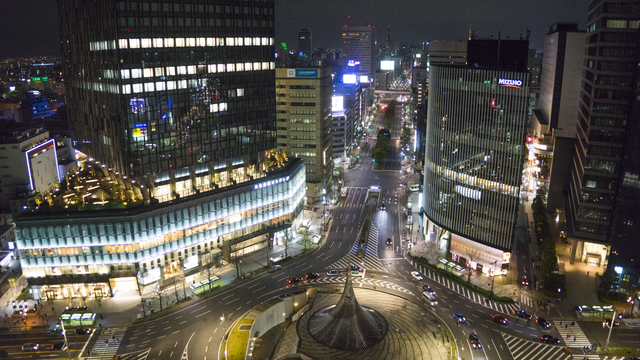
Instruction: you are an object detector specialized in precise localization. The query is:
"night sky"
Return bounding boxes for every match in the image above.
[0,0,587,60]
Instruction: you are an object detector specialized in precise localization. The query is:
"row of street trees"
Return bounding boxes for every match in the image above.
[384,100,397,128]
[531,188,560,288]
[372,129,391,169]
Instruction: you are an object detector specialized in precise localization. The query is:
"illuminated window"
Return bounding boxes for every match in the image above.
[144,82,155,92]
[175,38,185,47]
[270,62,275,70]
[220,103,228,111]
[262,62,268,70]
[118,39,129,49]
[141,38,152,48]
[237,88,244,97]
[207,37,215,46]
[217,64,225,72]
[155,68,164,76]
[153,38,163,47]
[167,81,176,90]
[253,37,260,45]
[177,66,187,75]
[254,62,261,70]
[187,38,196,46]
[120,69,130,79]
[261,37,268,45]
[187,66,196,74]
[164,38,174,47]
[122,85,131,94]
[269,38,274,46]
[133,83,143,93]
[155,82,166,91]
[245,37,251,46]
[227,37,235,46]
[207,64,217,73]
[237,37,243,46]
[131,69,142,78]
[178,80,188,89]
[227,63,235,72]
[217,38,224,46]
[245,62,252,71]
[606,20,627,28]
[129,39,141,48]
[236,63,244,71]
[143,68,153,78]
[166,66,176,76]
[210,104,219,113]
[196,37,206,46]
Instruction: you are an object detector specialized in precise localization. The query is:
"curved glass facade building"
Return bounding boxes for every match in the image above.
[423,65,530,272]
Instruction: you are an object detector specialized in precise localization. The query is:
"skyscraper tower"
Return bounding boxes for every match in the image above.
[341,24,376,81]
[298,28,312,59]
[57,0,277,180]
[566,1,640,285]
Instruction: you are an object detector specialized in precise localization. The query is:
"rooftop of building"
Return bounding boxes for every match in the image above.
[16,157,304,222]
[0,125,47,144]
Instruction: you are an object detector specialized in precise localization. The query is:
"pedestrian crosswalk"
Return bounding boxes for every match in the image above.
[521,293,534,308]
[553,321,592,347]
[328,223,388,272]
[502,333,571,360]
[90,327,127,357]
[409,260,520,315]
[296,276,413,295]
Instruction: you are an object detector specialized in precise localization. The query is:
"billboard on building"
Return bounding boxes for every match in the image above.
[332,96,344,112]
[380,60,395,71]
[343,74,357,84]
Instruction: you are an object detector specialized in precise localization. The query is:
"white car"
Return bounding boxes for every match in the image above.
[409,185,420,192]
[411,271,423,281]
[423,292,437,306]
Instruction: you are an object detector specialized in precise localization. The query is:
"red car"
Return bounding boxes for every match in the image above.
[493,314,508,325]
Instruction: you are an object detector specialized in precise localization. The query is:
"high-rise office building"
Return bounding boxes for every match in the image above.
[567,1,640,286]
[12,0,307,300]
[422,40,530,275]
[58,0,277,180]
[275,67,332,204]
[532,23,585,211]
[341,25,376,81]
[298,28,312,59]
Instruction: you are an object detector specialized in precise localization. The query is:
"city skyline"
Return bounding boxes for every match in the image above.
[0,0,588,59]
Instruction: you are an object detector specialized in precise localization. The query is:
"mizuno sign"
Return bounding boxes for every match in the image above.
[498,78,523,88]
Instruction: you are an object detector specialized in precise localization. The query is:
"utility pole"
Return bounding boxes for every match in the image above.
[605,310,617,350]
[60,320,72,360]
[141,298,146,317]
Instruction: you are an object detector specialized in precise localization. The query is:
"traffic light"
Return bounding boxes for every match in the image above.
[357,155,360,159]
[372,159,375,162]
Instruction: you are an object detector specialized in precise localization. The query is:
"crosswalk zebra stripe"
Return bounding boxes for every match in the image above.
[328,224,388,272]
[552,321,593,347]
[502,333,571,360]
[409,260,520,315]
[298,276,413,295]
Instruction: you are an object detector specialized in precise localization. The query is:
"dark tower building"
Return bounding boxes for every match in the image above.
[567,0,640,289]
[423,39,530,276]
[57,0,277,179]
[298,28,312,59]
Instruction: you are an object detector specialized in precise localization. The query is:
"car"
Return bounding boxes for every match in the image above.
[453,312,466,322]
[409,184,420,192]
[514,310,532,320]
[380,203,386,210]
[537,317,551,328]
[422,285,436,295]
[286,277,303,285]
[522,276,530,286]
[305,272,319,280]
[52,341,68,350]
[327,269,341,276]
[492,314,508,325]
[22,343,39,351]
[47,328,63,337]
[469,332,482,349]
[422,292,437,306]
[386,238,392,245]
[75,328,91,335]
[411,271,423,281]
[268,264,282,273]
[603,318,620,327]
[541,335,561,344]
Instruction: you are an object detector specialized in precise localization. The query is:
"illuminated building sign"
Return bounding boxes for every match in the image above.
[287,69,318,78]
[498,78,523,89]
[133,123,147,137]
[347,60,360,67]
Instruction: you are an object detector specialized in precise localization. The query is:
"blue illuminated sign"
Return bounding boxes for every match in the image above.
[498,78,523,89]
[295,69,318,77]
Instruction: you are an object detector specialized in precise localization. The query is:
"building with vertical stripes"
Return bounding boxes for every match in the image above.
[422,42,530,275]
